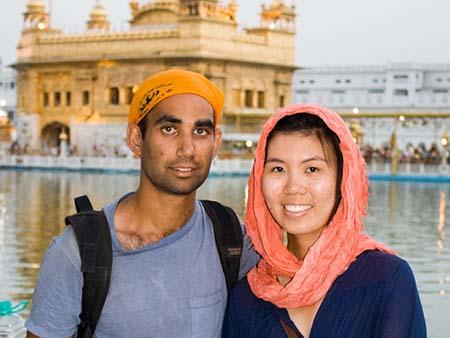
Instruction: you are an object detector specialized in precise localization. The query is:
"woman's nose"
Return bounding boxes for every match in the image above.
[283,173,307,195]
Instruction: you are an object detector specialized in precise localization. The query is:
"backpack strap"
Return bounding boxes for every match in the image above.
[65,196,113,338]
[74,195,94,213]
[201,200,243,293]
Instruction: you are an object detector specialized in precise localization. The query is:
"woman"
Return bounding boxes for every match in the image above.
[223,104,426,338]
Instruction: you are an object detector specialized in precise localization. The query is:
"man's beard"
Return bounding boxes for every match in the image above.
[142,159,211,195]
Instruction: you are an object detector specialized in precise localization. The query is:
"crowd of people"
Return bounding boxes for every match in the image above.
[361,142,446,165]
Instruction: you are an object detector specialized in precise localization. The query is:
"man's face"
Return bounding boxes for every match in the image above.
[136,93,221,196]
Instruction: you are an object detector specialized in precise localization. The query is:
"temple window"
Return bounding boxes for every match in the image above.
[66,91,71,106]
[257,91,265,108]
[245,89,253,108]
[83,90,90,106]
[109,87,119,105]
[54,92,61,106]
[43,92,49,107]
[279,94,285,107]
[188,4,199,16]
[126,86,134,104]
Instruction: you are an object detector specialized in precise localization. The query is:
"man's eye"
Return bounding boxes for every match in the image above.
[162,126,176,134]
[194,128,209,136]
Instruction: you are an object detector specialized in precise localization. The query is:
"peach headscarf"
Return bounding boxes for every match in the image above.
[246,104,395,308]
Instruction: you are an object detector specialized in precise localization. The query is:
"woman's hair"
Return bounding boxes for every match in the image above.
[266,113,343,221]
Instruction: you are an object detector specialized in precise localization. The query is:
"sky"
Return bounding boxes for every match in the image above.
[1,0,450,69]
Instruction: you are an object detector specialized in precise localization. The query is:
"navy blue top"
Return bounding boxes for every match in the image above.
[223,250,427,338]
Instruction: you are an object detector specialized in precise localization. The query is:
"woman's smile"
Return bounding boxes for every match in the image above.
[283,203,312,216]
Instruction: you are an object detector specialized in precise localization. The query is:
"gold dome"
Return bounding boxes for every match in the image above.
[129,0,179,27]
[152,0,178,4]
[87,0,110,31]
[27,0,45,7]
[26,0,46,13]
[90,1,108,17]
[23,0,48,30]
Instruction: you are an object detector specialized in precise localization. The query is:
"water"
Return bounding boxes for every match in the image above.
[0,170,449,337]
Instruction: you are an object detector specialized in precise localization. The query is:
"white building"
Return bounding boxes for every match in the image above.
[0,63,16,122]
[0,62,16,148]
[293,63,450,150]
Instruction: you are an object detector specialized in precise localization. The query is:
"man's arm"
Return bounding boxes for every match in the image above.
[27,331,73,338]
[237,224,260,280]
[25,229,83,338]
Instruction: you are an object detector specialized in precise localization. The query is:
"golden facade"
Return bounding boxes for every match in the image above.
[14,0,297,152]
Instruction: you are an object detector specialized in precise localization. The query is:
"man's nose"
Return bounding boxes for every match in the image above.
[177,133,195,158]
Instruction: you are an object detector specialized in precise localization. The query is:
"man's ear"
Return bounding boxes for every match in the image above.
[212,127,222,158]
[127,123,143,158]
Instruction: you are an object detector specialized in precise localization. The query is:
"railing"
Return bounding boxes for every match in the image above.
[368,161,450,176]
[0,154,140,172]
[0,154,254,175]
[1,154,450,177]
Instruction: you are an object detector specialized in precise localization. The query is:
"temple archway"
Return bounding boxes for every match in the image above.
[41,121,70,155]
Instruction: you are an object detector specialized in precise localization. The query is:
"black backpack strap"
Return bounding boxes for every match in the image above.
[65,196,112,338]
[74,195,94,213]
[201,200,243,293]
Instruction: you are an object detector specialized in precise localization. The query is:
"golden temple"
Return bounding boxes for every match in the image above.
[13,0,297,153]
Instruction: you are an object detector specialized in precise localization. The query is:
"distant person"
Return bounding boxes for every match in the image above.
[26,69,259,338]
[223,104,426,337]
[9,140,20,155]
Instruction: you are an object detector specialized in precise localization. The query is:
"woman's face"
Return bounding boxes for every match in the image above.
[262,131,338,247]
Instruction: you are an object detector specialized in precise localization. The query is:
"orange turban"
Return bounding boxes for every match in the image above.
[128,69,224,125]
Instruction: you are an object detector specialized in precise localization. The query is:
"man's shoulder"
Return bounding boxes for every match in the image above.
[199,199,241,225]
[199,199,235,210]
[47,226,81,268]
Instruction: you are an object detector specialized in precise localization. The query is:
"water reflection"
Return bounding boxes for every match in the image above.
[437,191,446,251]
[388,181,397,224]
[0,171,449,336]
[366,181,450,336]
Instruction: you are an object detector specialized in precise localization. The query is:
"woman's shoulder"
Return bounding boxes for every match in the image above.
[334,250,413,290]
[358,249,406,270]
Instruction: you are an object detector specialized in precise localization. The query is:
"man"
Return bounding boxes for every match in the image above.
[26,69,259,338]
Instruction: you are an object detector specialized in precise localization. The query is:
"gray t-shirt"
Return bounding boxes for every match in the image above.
[26,196,259,338]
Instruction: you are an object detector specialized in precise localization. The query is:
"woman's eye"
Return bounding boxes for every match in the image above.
[271,166,284,173]
[306,167,319,173]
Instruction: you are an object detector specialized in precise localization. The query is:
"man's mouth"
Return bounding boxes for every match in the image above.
[170,165,198,177]
[173,167,194,172]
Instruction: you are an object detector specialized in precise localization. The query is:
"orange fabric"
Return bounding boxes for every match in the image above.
[246,104,395,308]
[128,69,224,125]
